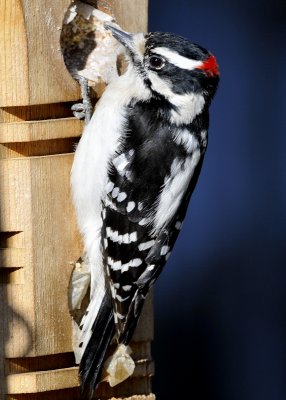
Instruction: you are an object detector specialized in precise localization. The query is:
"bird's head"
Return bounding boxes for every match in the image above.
[105,24,219,111]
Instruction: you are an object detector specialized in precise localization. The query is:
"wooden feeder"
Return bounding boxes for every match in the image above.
[0,1,154,399]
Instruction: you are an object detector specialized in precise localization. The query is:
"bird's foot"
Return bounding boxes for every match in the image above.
[72,76,93,123]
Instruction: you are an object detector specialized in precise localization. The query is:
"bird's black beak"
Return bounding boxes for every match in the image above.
[105,23,135,54]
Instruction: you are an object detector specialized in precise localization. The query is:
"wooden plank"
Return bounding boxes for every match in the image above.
[96,0,148,32]
[0,118,83,143]
[0,248,26,268]
[6,367,79,394]
[29,154,82,356]
[0,158,32,231]
[22,0,80,104]
[0,0,29,106]
[6,361,154,394]
[0,155,82,357]
[113,0,149,32]
[0,0,80,107]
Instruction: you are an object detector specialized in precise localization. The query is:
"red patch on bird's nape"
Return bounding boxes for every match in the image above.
[197,55,219,76]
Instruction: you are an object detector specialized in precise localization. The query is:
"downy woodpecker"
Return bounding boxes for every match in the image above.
[71,24,219,397]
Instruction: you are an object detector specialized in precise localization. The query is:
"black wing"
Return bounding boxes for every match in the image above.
[101,100,208,345]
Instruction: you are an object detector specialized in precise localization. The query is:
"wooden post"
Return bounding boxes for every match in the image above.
[0,1,154,399]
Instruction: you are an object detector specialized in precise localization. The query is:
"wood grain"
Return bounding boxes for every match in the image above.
[6,361,154,394]
[0,118,83,143]
[0,0,80,107]
[113,0,149,32]
[0,155,82,358]
[0,0,29,106]
[0,0,152,398]
[96,0,149,32]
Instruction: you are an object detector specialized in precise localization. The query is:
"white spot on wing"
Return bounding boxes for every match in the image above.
[106,181,114,193]
[130,258,142,267]
[107,256,113,265]
[129,232,138,242]
[106,227,137,244]
[116,312,125,320]
[112,187,119,198]
[112,230,119,241]
[122,233,130,244]
[127,201,136,212]
[122,285,132,291]
[138,240,155,251]
[175,221,182,230]
[108,257,143,273]
[116,294,130,302]
[117,262,127,272]
[160,245,170,256]
[121,258,143,272]
[108,258,122,271]
[117,192,127,202]
[110,284,116,299]
[104,197,117,210]
[113,153,129,173]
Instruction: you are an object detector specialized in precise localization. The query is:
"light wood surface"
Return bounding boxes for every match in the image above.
[0,117,83,143]
[0,0,153,399]
[7,361,154,394]
[0,0,79,106]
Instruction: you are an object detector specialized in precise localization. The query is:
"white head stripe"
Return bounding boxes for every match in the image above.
[151,47,203,71]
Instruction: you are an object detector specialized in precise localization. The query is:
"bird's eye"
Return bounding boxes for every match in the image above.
[148,55,165,70]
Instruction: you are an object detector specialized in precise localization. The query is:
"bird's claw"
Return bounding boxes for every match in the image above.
[72,103,90,121]
[72,76,93,123]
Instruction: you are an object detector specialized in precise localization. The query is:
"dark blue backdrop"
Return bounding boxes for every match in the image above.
[148,1,286,399]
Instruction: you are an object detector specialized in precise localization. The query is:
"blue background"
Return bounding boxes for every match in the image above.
[148,1,286,399]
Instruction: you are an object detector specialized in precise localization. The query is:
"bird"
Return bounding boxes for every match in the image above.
[71,23,219,398]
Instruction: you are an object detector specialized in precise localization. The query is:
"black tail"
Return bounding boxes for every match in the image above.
[79,292,115,399]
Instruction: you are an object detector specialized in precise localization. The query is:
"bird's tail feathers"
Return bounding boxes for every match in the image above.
[79,292,115,399]
[118,289,146,345]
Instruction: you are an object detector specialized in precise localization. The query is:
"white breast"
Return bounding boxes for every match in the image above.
[71,65,151,277]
